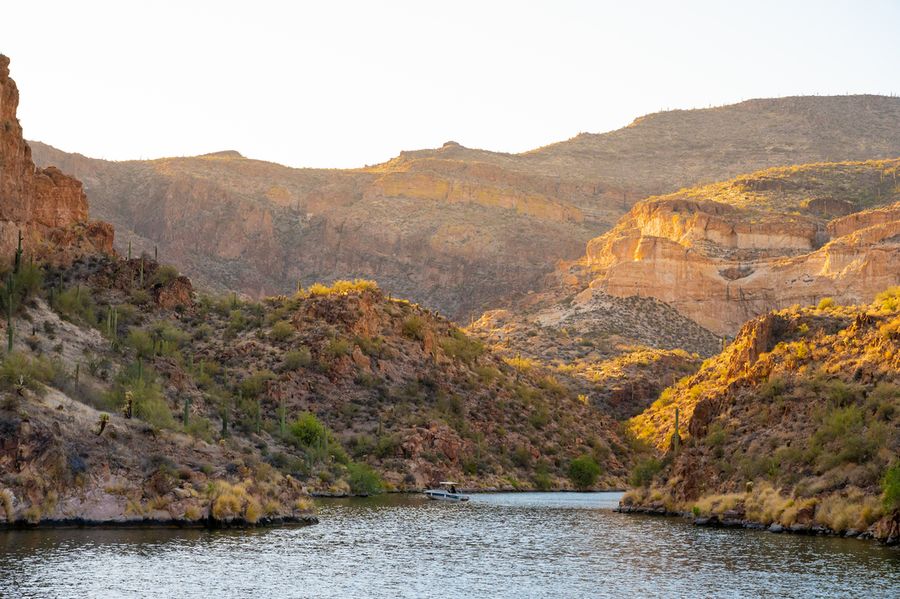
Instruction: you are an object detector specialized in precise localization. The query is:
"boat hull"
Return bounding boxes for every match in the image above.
[424,490,470,502]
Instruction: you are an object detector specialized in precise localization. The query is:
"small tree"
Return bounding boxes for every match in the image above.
[568,454,601,489]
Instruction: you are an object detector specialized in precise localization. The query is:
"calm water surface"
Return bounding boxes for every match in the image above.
[1,492,897,598]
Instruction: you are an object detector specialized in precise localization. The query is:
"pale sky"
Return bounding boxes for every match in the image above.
[4,0,900,169]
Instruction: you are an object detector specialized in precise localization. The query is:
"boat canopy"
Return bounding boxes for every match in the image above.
[438,481,457,485]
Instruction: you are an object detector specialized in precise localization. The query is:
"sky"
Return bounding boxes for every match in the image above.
[4,0,900,169]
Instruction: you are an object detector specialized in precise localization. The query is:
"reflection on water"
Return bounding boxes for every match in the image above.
[1,492,897,598]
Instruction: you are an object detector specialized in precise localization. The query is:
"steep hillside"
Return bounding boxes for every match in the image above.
[1,254,635,528]
[31,95,900,319]
[468,293,718,419]
[570,159,900,335]
[622,292,900,543]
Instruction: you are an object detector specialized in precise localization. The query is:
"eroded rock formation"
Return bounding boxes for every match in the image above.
[571,160,900,335]
[0,55,113,263]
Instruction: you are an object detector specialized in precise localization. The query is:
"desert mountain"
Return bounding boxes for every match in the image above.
[30,95,900,319]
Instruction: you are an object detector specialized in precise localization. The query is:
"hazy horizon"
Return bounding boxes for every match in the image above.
[5,0,900,169]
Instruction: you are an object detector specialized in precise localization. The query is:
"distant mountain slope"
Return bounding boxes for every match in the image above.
[31,95,900,318]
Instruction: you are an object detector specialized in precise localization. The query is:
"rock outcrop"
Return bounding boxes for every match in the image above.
[571,160,900,335]
[0,55,112,262]
[30,95,900,319]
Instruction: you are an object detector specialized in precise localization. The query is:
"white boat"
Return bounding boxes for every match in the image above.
[424,481,470,502]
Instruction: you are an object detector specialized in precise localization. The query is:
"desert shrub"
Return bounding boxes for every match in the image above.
[51,286,96,325]
[240,370,276,398]
[347,462,383,495]
[130,289,151,306]
[512,445,532,468]
[504,355,540,373]
[528,405,549,429]
[354,335,383,357]
[439,329,484,363]
[289,412,328,447]
[152,265,180,286]
[308,279,378,296]
[568,454,601,489]
[817,297,836,310]
[125,328,155,359]
[537,375,567,398]
[269,320,295,342]
[826,380,863,407]
[474,365,501,383]
[533,464,553,491]
[401,315,426,340]
[704,422,728,448]
[324,337,352,358]
[330,279,378,294]
[629,457,662,488]
[812,404,882,468]
[883,462,900,510]
[0,352,54,392]
[106,364,175,429]
[759,375,787,399]
[283,347,312,370]
[875,287,900,311]
[185,417,214,443]
[0,263,43,315]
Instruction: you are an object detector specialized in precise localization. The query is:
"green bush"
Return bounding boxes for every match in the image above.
[51,286,96,325]
[152,265,180,285]
[106,366,175,430]
[240,370,276,398]
[269,320,295,342]
[439,330,484,363]
[629,457,662,487]
[883,462,900,510]
[325,337,352,358]
[125,328,155,359]
[283,347,312,370]
[347,462,383,495]
[817,297,836,310]
[0,263,43,315]
[568,454,601,489]
[533,464,553,491]
[875,287,900,311]
[401,316,426,340]
[0,352,54,392]
[289,412,328,447]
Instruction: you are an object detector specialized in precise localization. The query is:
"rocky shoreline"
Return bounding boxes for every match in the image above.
[615,505,899,546]
[0,514,318,531]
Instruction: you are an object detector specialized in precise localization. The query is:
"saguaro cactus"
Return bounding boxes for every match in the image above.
[13,230,23,274]
[672,406,681,455]
[183,396,192,428]
[6,273,13,353]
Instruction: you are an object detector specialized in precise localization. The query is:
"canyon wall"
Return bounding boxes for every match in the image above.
[574,161,900,335]
[0,55,112,262]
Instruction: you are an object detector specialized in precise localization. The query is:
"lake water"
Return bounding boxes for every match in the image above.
[1,492,898,598]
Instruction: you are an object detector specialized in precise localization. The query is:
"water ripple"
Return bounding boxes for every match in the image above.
[1,493,898,598]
